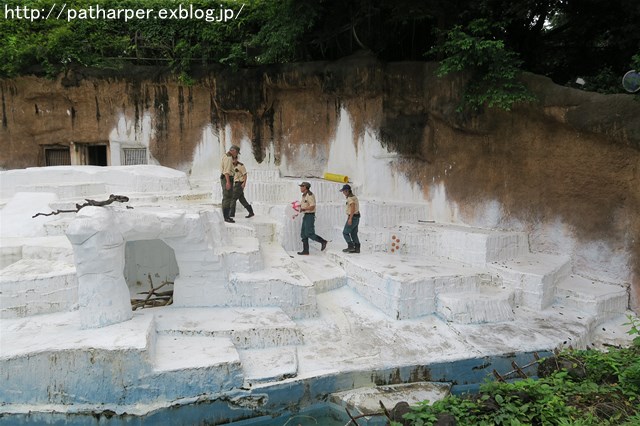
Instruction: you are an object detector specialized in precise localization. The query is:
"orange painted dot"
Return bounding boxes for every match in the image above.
[391,249,395,253]
[396,238,400,243]
[391,243,396,247]
[391,235,396,240]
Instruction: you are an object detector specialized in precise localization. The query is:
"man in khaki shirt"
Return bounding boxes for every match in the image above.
[230,159,255,219]
[340,184,361,253]
[297,182,328,255]
[220,145,239,223]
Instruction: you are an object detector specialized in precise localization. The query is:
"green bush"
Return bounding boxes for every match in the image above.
[398,319,640,426]
[430,19,535,113]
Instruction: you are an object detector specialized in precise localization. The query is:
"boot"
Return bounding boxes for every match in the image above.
[342,243,354,253]
[223,208,235,223]
[245,205,255,218]
[349,243,360,254]
[297,239,310,255]
[319,237,328,251]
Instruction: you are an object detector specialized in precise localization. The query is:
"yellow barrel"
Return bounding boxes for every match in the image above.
[323,172,349,183]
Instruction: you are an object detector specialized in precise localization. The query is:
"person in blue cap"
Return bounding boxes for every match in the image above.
[340,184,360,253]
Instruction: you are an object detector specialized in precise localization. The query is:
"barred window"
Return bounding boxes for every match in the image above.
[45,147,71,166]
[122,148,148,165]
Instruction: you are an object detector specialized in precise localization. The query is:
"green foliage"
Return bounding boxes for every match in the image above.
[623,314,640,347]
[430,19,536,112]
[245,0,320,65]
[1,0,638,92]
[402,341,640,425]
[0,0,318,77]
[583,66,624,94]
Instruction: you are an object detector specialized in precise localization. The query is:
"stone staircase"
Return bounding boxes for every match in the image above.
[153,306,301,389]
[329,218,627,326]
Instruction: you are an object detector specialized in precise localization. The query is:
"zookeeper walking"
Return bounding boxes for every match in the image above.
[297,182,328,255]
[220,145,239,223]
[230,159,255,219]
[340,184,360,253]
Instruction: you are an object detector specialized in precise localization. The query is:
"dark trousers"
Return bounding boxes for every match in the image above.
[342,215,360,245]
[301,213,323,243]
[230,182,250,216]
[220,176,234,209]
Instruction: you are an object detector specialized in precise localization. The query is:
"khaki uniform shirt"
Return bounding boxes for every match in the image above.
[234,163,247,183]
[221,153,235,177]
[345,195,359,215]
[301,192,316,213]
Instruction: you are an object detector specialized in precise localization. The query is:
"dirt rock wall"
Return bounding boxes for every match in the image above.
[1,57,639,310]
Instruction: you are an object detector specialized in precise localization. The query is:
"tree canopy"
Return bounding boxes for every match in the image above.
[1,0,638,94]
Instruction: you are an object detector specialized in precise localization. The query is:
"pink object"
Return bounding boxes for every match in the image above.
[290,200,301,219]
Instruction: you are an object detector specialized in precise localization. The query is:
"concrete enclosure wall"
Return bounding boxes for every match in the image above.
[1,56,639,311]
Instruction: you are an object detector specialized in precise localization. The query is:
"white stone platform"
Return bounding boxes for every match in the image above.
[0,165,636,422]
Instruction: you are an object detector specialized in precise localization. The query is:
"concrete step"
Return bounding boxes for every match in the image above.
[220,212,278,241]
[0,259,77,319]
[229,242,318,319]
[330,382,452,416]
[238,346,298,387]
[248,169,282,182]
[1,236,74,269]
[436,285,515,324]
[291,253,347,293]
[20,236,74,262]
[224,222,257,239]
[0,239,24,269]
[242,178,347,204]
[329,251,485,320]
[489,253,571,310]
[216,236,263,273]
[150,334,243,401]
[16,182,106,199]
[358,222,529,267]
[154,306,302,349]
[555,275,628,323]
[357,200,430,228]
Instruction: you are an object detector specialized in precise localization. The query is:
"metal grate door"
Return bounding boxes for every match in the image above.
[122,148,148,165]
[45,148,71,166]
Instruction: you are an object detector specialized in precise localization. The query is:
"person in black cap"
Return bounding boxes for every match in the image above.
[297,182,328,255]
[220,145,240,223]
[340,184,360,253]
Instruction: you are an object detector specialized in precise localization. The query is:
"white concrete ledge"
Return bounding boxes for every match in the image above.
[0,259,77,318]
[239,346,299,386]
[153,307,302,349]
[489,253,571,309]
[555,275,629,323]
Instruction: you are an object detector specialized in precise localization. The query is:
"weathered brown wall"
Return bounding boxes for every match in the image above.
[1,57,639,309]
[0,70,216,169]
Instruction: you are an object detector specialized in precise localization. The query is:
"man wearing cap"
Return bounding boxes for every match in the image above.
[340,184,361,253]
[230,158,255,219]
[297,182,328,255]
[220,145,240,223]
